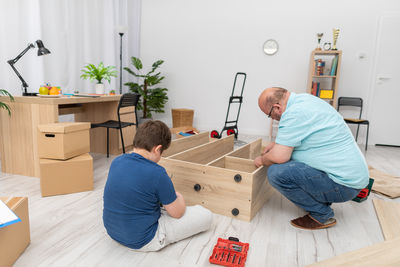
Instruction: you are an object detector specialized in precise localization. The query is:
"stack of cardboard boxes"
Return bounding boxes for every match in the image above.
[37,122,93,197]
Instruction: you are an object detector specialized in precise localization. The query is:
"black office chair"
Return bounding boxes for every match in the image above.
[337,97,370,151]
[91,93,140,157]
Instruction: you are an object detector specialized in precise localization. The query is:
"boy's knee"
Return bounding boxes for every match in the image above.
[195,205,213,230]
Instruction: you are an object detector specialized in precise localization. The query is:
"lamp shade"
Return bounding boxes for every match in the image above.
[36,40,51,56]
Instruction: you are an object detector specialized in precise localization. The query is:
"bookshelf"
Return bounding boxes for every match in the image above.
[306,50,342,108]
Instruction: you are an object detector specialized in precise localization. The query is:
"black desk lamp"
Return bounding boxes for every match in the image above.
[7,40,51,96]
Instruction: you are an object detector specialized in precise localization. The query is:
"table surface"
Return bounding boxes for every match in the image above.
[0,95,121,104]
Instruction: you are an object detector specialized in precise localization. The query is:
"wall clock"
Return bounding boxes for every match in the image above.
[263,39,279,55]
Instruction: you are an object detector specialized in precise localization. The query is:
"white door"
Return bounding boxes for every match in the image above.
[369,15,400,146]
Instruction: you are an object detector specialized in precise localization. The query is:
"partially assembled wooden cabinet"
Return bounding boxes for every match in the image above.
[160,132,274,221]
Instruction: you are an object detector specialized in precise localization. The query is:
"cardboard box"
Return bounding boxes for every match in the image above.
[38,122,90,160]
[0,197,30,267]
[40,153,94,197]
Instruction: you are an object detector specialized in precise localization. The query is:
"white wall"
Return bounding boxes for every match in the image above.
[0,0,140,96]
[140,0,400,139]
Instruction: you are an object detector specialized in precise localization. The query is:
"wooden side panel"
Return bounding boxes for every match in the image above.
[224,157,258,173]
[226,143,250,158]
[250,165,274,220]
[170,135,234,165]
[163,132,210,157]
[0,102,58,177]
[307,237,400,267]
[373,198,400,240]
[160,158,253,221]
[249,139,263,160]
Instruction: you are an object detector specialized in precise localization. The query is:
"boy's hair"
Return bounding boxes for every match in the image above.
[133,120,171,153]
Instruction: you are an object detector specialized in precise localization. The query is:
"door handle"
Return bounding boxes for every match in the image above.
[377,74,391,84]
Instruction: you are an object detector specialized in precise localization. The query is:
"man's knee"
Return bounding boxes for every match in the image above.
[267,162,294,187]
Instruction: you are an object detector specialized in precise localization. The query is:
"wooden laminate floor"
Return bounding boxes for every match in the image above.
[1,136,400,267]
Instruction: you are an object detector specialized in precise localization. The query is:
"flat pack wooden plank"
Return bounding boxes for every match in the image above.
[170,135,234,165]
[223,156,258,173]
[307,237,400,267]
[163,132,210,157]
[373,198,400,240]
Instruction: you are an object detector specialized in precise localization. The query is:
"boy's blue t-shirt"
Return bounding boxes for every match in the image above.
[103,153,177,249]
[275,93,369,189]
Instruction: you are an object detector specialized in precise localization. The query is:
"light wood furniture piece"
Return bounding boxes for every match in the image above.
[306,50,342,108]
[373,198,400,240]
[307,236,400,267]
[160,132,274,221]
[0,95,136,178]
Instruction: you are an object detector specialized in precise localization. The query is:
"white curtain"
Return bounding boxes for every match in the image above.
[0,0,141,96]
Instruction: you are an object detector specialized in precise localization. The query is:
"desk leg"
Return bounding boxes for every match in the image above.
[0,102,58,177]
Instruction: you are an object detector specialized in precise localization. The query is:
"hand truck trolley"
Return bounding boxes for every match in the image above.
[211,72,247,139]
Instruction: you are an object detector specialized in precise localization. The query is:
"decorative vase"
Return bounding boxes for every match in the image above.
[95,83,105,94]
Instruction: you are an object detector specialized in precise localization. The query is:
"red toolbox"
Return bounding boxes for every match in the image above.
[209,237,249,267]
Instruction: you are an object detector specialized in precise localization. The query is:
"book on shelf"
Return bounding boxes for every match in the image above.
[311,82,321,96]
[330,55,338,76]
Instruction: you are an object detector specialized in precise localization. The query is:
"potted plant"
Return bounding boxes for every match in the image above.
[80,62,117,94]
[124,57,168,119]
[109,90,116,95]
[0,89,14,116]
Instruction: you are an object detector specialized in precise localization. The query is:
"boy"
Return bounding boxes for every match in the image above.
[103,120,212,251]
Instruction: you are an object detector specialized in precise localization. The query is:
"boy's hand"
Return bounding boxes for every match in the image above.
[164,191,186,218]
[176,191,184,199]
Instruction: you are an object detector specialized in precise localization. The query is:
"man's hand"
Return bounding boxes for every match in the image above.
[263,142,275,154]
[254,143,294,167]
[254,156,264,168]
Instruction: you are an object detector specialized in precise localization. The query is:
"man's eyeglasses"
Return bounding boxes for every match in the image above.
[268,105,275,118]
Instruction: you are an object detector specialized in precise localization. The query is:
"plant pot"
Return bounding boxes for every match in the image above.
[95,83,105,94]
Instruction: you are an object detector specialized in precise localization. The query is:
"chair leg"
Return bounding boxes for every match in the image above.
[355,124,360,141]
[120,127,126,154]
[365,124,369,151]
[107,128,109,158]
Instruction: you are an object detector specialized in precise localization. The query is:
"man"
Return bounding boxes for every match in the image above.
[255,87,369,230]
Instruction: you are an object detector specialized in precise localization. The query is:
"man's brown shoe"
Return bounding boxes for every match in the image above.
[290,214,336,230]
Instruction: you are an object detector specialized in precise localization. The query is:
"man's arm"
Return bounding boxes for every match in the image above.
[164,191,186,218]
[254,143,294,167]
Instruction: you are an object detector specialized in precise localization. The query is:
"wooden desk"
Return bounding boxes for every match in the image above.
[0,95,136,177]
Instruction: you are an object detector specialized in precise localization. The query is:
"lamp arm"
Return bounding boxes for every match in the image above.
[7,43,35,65]
[7,43,35,94]
[8,62,29,89]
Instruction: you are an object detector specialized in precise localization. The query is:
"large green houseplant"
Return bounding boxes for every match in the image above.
[124,57,168,119]
[0,89,14,116]
[80,62,117,94]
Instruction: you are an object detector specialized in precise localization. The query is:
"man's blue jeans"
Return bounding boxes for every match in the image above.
[267,160,361,223]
